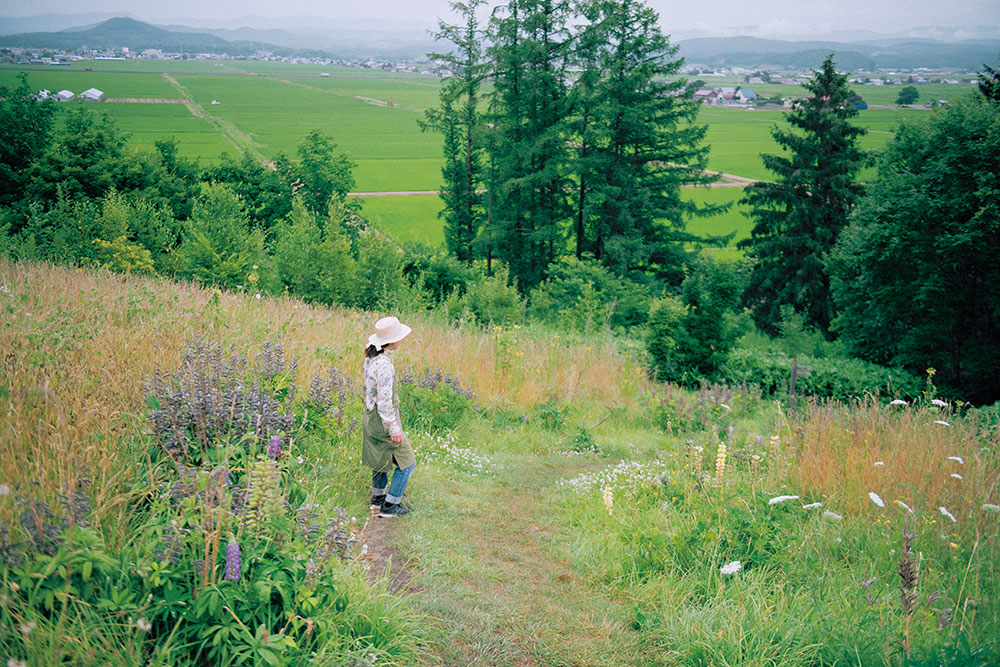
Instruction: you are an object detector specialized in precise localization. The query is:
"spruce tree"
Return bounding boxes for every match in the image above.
[738,54,866,334]
[423,0,488,264]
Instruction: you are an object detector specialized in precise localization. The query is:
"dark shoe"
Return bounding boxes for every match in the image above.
[370,494,386,509]
[378,502,412,518]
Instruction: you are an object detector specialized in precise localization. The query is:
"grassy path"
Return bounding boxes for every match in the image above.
[377,454,660,666]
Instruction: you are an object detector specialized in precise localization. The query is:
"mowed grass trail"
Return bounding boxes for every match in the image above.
[395,444,662,665]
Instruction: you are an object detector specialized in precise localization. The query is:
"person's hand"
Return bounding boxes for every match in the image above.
[391,432,403,444]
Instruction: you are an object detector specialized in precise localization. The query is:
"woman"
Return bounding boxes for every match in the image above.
[362,316,416,518]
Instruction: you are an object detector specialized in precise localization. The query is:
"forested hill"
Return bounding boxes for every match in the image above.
[677,35,1000,70]
[0,17,298,56]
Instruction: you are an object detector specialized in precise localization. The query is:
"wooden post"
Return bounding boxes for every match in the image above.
[790,358,812,397]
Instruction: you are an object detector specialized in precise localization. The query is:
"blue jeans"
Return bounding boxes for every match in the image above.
[371,463,415,504]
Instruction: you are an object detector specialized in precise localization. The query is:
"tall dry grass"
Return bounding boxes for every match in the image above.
[0,258,648,545]
[785,398,999,523]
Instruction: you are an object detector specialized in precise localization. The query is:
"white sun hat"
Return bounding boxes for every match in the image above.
[368,316,412,350]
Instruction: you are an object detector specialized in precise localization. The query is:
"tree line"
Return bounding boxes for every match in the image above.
[425,0,999,403]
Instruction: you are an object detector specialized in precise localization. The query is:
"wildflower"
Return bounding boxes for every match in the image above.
[874,461,885,467]
[715,444,728,487]
[931,399,949,408]
[949,542,959,549]
[720,560,742,575]
[802,502,823,509]
[255,293,262,300]
[297,455,304,464]
[890,399,908,406]
[602,486,614,516]
[8,659,27,667]
[869,492,885,508]
[982,504,1000,513]
[0,483,9,496]
[720,403,731,411]
[824,510,842,521]
[769,495,799,505]
[933,420,950,426]
[224,539,242,581]
[895,500,915,514]
[950,473,963,480]
[136,618,152,632]
[19,622,35,636]
[947,456,964,464]
[267,435,282,459]
[939,507,957,523]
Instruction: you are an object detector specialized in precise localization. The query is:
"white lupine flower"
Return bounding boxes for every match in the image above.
[768,495,799,505]
[720,560,742,575]
[948,456,964,464]
[890,399,908,406]
[602,486,614,515]
[939,506,957,523]
[869,492,885,508]
[823,510,842,521]
[934,420,950,426]
[951,473,963,480]
[874,461,885,467]
[982,504,1000,513]
[931,399,949,407]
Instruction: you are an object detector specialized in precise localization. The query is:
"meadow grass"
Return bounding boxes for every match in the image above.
[2,258,998,664]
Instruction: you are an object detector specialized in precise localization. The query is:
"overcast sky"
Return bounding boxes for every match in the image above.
[1,0,998,39]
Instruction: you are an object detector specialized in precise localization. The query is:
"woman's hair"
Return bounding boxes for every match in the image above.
[365,344,385,359]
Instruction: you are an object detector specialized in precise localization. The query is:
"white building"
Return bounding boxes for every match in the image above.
[80,88,105,102]
[54,90,75,101]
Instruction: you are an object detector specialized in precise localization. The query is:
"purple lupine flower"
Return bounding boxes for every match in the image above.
[755,435,762,445]
[224,539,241,581]
[727,425,734,440]
[267,435,281,459]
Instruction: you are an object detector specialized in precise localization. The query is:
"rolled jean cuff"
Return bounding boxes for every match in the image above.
[371,486,387,496]
[385,493,403,504]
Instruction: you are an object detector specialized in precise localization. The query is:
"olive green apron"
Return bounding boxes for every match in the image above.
[362,380,416,473]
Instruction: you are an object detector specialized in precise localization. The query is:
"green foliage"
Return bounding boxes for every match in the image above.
[569,0,723,282]
[203,152,293,230]
[978,62,1000,103]
[458,264,522,326]
[828,94,1000,403]
[402,243,473,305]
[738,54,867,334]
[294,130,356,222]
[272,199,358,306]
[174,183,264,290]
[646,257,749,382]
[0,73,56,208]
[896,85,920,105]
[423,0,488,264]
[398,381,474,433]
[352,230,424,313]
[719,348,921,401]
[527,257,651,333]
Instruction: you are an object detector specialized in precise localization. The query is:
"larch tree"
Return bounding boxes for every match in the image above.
[423,0,489,264]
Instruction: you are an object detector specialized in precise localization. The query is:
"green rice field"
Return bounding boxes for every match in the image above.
[2,59,976,249]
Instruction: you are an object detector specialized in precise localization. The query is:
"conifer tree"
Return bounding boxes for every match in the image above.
[423,0,489,264]
[738,54,866,334]
[487,0,573,289]
[569,0,718,282]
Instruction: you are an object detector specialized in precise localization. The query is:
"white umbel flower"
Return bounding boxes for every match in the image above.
[869,492,885,508]
[948,456,964,464]
[823,510,843,521]
[934,420,950,426]
[720,560,742,575]
[890,399,908,406]
[768,495,799,505]
[802,502,823,509]
[931,399,949,407]
[983,504,1000,513]
[939,506,957,523]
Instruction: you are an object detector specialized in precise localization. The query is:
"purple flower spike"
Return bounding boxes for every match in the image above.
[224,539,242,581]
[268,435,282,459]
[728,425,734,440]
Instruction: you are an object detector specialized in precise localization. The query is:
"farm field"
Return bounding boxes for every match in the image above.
[3,60,974,247]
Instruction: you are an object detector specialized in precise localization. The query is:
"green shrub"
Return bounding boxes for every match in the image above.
[527,257,651,332]
[720,347,921,401]
[460,264,522,325]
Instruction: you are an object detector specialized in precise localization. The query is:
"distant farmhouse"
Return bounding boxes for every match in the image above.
[54,89,75,101]
[693,86,760,106]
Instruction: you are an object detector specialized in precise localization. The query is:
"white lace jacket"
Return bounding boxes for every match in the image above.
[363,353,401,436]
